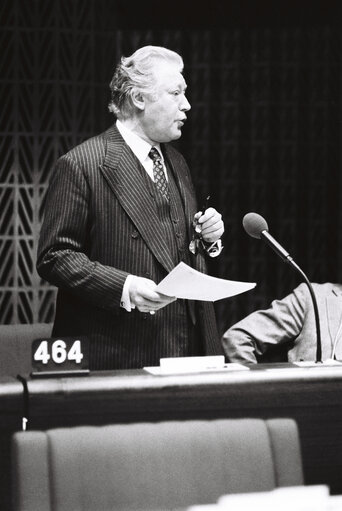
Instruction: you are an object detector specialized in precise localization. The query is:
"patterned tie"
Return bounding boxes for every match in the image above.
[148,147,169,199]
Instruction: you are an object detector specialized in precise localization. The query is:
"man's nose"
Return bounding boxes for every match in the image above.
[181,96,191,111]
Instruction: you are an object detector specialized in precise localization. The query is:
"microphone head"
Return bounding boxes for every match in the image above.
[243,212,269,239]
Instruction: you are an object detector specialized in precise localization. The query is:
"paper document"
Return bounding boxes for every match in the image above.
[156,262,256,301]
[144,356,250,375]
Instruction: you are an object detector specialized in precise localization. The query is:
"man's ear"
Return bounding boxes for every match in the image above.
[131,89,145,111]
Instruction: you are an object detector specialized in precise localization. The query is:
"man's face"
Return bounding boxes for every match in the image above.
[138,62,191,145]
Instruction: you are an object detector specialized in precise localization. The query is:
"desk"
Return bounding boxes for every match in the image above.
[23,363,342,495]
[1,364,342,510]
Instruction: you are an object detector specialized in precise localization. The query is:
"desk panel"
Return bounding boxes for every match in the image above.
[23,364,342,495]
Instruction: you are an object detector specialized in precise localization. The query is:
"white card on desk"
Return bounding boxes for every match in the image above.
[144,356,249,375]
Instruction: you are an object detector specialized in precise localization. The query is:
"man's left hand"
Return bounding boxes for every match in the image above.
[194,207,224,243]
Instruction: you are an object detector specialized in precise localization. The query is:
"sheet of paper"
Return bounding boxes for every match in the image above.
[144,360,250,376]
[218,485,329,509]
[156,262,256,301]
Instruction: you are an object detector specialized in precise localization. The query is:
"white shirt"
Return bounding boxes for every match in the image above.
[116,120,168,182]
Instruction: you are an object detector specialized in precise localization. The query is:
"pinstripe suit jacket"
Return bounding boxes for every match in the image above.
[37,125,222,369]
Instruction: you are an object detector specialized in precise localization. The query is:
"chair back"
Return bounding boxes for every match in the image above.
[12,417,304,511]
[0,323,52,376]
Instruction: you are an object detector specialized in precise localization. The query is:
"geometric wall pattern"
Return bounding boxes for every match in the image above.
[1,0,341,335]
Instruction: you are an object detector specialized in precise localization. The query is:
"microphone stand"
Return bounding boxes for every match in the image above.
[260,230,322,363]
[288,261,322,364]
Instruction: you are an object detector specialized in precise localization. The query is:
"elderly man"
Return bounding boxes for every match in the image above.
[222,282,342,363]
[37,45,224,370]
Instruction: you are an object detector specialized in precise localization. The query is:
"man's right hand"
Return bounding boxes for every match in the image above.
[129,276,176,314]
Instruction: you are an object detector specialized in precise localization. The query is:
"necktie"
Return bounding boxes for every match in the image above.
[148,147,169,199]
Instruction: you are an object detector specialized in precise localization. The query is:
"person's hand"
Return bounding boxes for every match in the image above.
[129,276,176,314]
[194,207,224,243]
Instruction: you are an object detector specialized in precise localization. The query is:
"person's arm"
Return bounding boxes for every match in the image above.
[37,154,129,313]
[222,284,308,363]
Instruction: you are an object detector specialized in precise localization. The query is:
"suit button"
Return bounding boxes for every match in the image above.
[131,230,139,239]
[145,271,150,277]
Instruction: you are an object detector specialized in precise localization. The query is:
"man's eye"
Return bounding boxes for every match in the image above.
[172,91,180,96]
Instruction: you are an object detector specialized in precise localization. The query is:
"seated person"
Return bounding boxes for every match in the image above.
[222,282,342,363]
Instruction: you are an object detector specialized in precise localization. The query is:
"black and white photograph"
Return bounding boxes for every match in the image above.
[1,0,342,509]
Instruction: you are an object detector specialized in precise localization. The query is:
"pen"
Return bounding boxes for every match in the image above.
[195,195,211,233]
[201,195,211,215]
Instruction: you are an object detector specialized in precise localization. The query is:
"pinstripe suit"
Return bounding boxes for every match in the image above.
[37,125,222,369]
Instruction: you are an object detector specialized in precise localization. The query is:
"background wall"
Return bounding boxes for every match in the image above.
[1,0,341,334]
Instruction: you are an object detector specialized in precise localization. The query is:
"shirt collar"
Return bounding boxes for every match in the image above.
[116,120,162,163]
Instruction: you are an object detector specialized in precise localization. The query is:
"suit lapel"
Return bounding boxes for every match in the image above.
[99,125,175,274]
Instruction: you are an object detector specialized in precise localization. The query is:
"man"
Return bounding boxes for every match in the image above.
[222,282,342,363]
[37,45,224,370]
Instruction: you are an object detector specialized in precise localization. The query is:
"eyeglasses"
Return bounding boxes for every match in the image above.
[189,194,223,257]
[189,232,223,257]
[189,195,210,256]
[189,219,203,255]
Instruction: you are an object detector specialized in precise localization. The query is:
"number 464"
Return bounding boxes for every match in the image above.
[34,340,83,365]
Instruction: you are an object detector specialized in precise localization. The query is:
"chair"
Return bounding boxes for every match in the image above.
[12,417,304,511]
[0,323,53,376]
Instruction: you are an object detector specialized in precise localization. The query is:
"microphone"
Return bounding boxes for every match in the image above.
[243,213,294,263]
[242,212,322,364]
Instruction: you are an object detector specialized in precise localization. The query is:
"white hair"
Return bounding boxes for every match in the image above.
[108,45,184,119]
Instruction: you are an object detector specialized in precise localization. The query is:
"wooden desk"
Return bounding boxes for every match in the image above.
[23,363,342,495]
[1,364,341,510]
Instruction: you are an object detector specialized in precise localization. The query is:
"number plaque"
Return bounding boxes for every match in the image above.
[31,337,89,377]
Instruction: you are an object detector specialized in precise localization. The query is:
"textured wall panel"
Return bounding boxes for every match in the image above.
[0,0,340,335]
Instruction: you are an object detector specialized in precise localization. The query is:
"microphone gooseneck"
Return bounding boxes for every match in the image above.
[242,212,322,363]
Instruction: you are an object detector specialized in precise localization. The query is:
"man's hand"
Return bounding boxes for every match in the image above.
[129,276,176,313]
[194,207,224,243]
